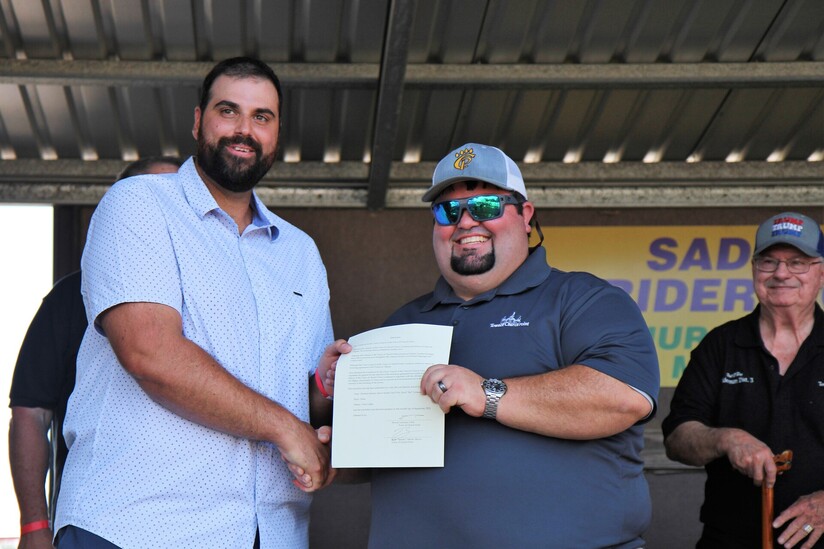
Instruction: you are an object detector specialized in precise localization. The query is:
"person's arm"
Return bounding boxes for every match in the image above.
[665,420,778,486]
[9,406,55,548]
[101,301,332,491]
[421,363,651,439]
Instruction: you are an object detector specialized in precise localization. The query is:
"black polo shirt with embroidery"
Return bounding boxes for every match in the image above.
[663,305,824,547]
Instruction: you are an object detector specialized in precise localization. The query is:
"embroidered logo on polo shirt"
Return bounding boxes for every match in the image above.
[722,371,754,384]
[490,312,530,328]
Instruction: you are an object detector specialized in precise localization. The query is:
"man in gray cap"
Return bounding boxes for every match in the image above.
[664,212,824,548]
[322,143,660,548]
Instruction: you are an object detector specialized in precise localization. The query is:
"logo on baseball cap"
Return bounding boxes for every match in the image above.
[423,143,527,202]
[754,211,824,258]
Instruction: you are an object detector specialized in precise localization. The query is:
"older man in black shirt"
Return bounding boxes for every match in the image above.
[664,211,824,549]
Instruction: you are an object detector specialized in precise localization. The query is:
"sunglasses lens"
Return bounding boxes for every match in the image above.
[432,195,511,225]
[467,196,504,221]
[432,201,461,225]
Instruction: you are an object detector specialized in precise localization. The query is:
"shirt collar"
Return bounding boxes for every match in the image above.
[180,157,279,241]
[422,246,552,311]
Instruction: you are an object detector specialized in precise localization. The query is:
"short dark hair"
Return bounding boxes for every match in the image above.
[116,156,184,181]
[198,57,283,118]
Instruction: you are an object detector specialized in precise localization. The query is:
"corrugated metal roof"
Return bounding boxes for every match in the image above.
[0,0,822,207]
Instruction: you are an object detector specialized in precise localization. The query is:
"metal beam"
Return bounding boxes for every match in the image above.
[1,160,821,207]
[390,160,824,184]
[367,0,415,210]
[4,180,824,209]
[1,159,819,184]
[390,184,824,209]
[404,61,824,89]
[0,59,821,89]
[0,59,378,88]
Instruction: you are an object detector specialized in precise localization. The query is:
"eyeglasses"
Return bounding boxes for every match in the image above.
[431,194,521,225]
[753,257,823,274]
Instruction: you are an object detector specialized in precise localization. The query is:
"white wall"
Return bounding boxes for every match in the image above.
[0,205,53,544]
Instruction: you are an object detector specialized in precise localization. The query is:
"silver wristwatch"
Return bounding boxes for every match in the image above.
[481,378,507,419]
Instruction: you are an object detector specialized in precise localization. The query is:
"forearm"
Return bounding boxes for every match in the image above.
[134,337,305,444]
[496,365,652,440]
[9,407,52,523]
[664,421,728,466]
[103,303,305,447]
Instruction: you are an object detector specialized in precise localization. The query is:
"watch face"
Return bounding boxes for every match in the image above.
[484,379,506,394]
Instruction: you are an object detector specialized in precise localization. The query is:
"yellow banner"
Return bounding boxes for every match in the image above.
[544,226,757,387]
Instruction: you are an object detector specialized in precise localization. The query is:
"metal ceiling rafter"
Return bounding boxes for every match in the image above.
[5,179,824,209]
[0,59,822,88]
[366,0,414,210]
[1,159,821,207]
[2,158,818,181]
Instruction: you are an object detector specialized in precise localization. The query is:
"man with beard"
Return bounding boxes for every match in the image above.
[53,58,339,549]
[323,143,660,548]
[664,212,824,548]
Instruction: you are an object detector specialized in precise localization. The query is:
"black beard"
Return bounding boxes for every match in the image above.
[195,132,274,193]
[451,248,495,275]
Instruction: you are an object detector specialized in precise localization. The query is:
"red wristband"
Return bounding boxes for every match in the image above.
[21,520,50,535]
[314,369,332,400]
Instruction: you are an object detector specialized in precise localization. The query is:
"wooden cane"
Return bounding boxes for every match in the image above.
[763,450,793,549]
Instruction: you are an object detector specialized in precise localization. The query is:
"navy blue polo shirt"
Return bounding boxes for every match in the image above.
[663,306,824,548]
[369,247,660,549]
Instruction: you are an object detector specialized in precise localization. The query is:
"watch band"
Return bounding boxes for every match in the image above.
[482,392,502,419]
[482,378,507,419]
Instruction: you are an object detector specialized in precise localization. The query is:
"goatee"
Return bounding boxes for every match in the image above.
[196,131,275,193]
[451,249,495,275]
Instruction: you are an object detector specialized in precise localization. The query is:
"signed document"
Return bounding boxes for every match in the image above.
[331,323,453,468]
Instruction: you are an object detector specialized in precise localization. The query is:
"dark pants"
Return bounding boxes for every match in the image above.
[55,526,119,549]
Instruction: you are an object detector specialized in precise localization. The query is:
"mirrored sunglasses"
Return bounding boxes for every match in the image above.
[431,194,521,226]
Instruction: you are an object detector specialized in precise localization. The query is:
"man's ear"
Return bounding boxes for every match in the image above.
[522,201,535,233]
[192,106,202,141]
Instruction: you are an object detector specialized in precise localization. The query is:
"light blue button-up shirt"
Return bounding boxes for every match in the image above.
[56,158,333,548]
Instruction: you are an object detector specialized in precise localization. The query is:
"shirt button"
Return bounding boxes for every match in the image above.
[452,320,459,325]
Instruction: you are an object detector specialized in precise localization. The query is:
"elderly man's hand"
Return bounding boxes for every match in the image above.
[717,428,778,487]
[774,490,824,549]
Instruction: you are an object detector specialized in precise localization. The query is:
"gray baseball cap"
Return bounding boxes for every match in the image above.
[423,143,527,202]
[754,211,824,258]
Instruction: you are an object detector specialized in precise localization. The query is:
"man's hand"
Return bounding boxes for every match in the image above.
[315,340,351,398]
[279,424,335,493]
[774,491,824,548]
[420,364,485,416]
[717,428,778,487]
